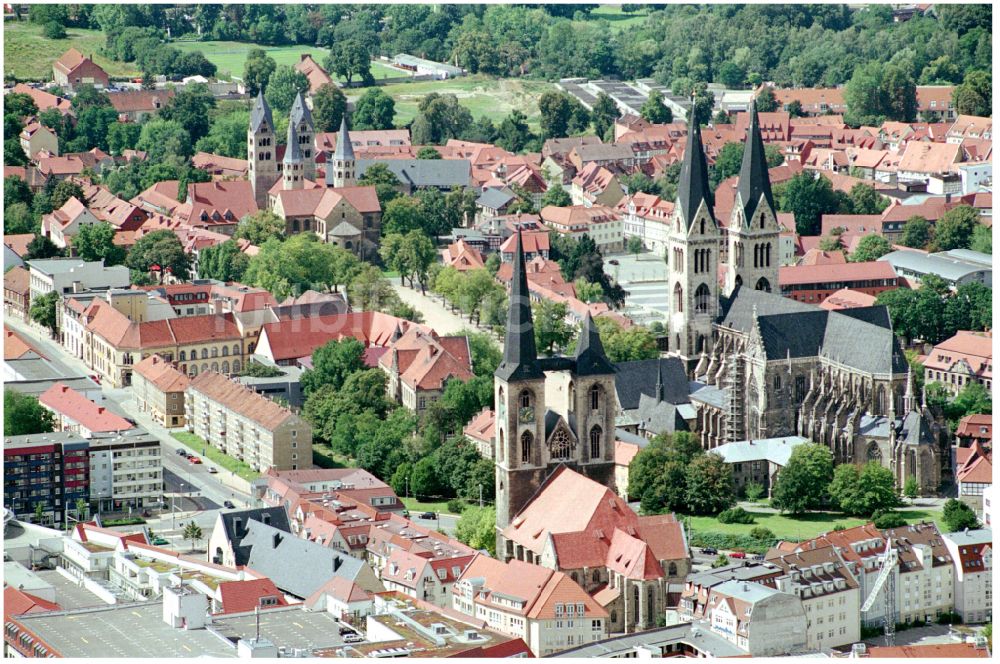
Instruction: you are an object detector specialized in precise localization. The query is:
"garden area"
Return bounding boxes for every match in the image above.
[171,432,259,482]
[3,22,140,80]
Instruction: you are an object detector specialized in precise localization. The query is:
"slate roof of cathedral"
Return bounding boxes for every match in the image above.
[614,357,690,410]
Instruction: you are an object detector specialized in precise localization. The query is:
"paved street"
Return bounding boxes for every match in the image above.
[6,317,253,521]
[391,280,481,336]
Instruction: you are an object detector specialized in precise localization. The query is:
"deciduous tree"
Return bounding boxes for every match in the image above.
[4,389,56,436]
[771,443,833,514]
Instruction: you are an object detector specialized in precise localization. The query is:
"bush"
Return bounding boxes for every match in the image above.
[832,524,846,531]
[937,611,963,625]
[718,507,756,524]
[711,553,730,568]
[872,509,907,529]
[446,498,466,515]
[43,21,66,39]
[102,517,146,526]
[688,531,772,555]
[749,526,775,542]
[744,481,765,502]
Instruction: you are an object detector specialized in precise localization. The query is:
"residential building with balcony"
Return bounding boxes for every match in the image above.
[185,372,310,472]
[132,354,190,428]
[87,428,163,512]
[3,431,90,526]
[940,528,992,624]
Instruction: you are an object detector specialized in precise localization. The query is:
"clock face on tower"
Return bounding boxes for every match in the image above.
[518,406,534,423]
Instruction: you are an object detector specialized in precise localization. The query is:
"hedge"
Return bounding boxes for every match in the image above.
[688,530,779,555]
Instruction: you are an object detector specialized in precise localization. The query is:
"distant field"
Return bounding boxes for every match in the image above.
[685,508,944,541]
[349,75,557,130]
[3,21,139,80]
[585,5,653,28]
[172,40,400,83]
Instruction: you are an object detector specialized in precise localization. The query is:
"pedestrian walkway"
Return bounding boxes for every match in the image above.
[392,281,497,340]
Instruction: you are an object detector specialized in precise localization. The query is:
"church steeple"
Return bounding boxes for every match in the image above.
[495,230,542,381]
[655,358,664,402]
[677,117,715,228]
[574,312,615,376]
[736,100,775,223]
[282,120,303,190]
[328,113,356,187]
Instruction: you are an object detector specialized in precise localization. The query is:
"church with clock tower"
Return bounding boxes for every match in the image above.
[493,231,619,557]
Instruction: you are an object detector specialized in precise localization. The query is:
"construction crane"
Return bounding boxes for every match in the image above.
[860,538,897,646]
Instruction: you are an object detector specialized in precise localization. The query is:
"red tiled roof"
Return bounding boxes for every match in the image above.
[258,311,424,363]
[4,325,40,360]
[192,151,249,176]
[4,587,62,620]
[189,372,297,430]
[956,414,992,442]
[778,261,897,286]
[957,454,992,485]
[463,408,495,445]
[295,54,333,93]
[183,180,258,226]
[12,83,72,114]
[4,265,30,297]
[866,643,989,658]
[215,578,288,615]
[924,331,992,379]
[820,288,877,311]
[108,89,174,114]
[441,239,485,271]
[132,354,190,393]
[4,234,34,258]
[39,383,134,433]
[499,231,549,255]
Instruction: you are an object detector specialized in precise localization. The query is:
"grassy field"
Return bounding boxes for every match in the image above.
[685,508,944,541]
[171,432,260,483]
[312,445,354,470]
[172,40,400,82]
[349,75,557,130]
[3,21,140,80]
[401,497,462,516]
[586,5,653,28]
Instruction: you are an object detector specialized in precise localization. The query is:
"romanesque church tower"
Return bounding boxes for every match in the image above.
[725,101,780,296]
[289,91,315,182]
[494,231,617,558]
[282,121,304,190]
[326,114,356,188]
[666,119,720,362]
[248,92,279,209]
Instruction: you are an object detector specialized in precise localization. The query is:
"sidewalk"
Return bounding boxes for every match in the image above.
[392,281,496,339]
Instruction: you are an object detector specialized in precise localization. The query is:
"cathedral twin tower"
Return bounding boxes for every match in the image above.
[666,101,780,360]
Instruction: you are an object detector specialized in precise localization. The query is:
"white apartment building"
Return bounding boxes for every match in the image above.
[883,523,956,624]
[88,429,163,512]
[766,546,861,651]
[452,554,608,657]
[540,204,624,254]
[185,371,310,472]
[940,528,992,624]
[619,192,674,255]
[27,258,130,303]
[704,580,808,656]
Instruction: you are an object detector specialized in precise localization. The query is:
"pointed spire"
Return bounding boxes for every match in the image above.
[677,116,715,228]
[903,365,915,412]
[495,230,542,382]
[574,312,616,376]
[284,120,302,164]
[656,358,665,402]
[736,99,775,223]
[289,91,313,129]
[249,91,274,133]
[333,113,355,162]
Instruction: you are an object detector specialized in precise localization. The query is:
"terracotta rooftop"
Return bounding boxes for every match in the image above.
[215,578,288,615]
[39,383,134,433]
[107,89,174,114]
[4,234,35,258]
[778,260,897,286]
[819,288,878,311]
[189,371,299,430]
[132,354,190,393]
[898,141,961,174]
[12,83,72,114]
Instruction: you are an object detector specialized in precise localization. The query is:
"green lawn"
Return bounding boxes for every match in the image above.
[400,497,464,516]
[584,5,653,28]
[171,432,260,483]
[312,445,354,470]
[171,40,400,82]
[348,75,557,130]
[3,21,140,80]
[685,508,944,542]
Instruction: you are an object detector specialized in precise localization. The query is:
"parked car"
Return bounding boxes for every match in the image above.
[343,634,364,644]
[699,547,718,555]
[223,500,235,509]
[752,554,765,561]
[151,537,170,546]
[729,551,746,559]
[176,448,188,456]
[188,456,202,464]
[419,511,435,520]
[207,467,218,474]
[339,627,357,636]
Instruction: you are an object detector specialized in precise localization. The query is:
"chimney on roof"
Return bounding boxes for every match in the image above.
[98,407,105,414]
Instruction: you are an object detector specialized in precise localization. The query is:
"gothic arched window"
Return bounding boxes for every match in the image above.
[674,282,684,313]
[700,219,706,235]
[590,385,602,411]
[520,431,533,463]
[755,277,771,292]
[590,426,602,459]
[520,390,532,409]
[760,213,765,229]
[551,428,571,460]
[694,283,711,313]
[867,442,882,463]
[498,429,505,462]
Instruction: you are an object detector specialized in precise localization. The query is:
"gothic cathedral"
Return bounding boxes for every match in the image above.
[494,231,618,558]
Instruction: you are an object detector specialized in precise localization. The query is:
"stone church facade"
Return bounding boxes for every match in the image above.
[673,103,947,494]
[493,231,619,557]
